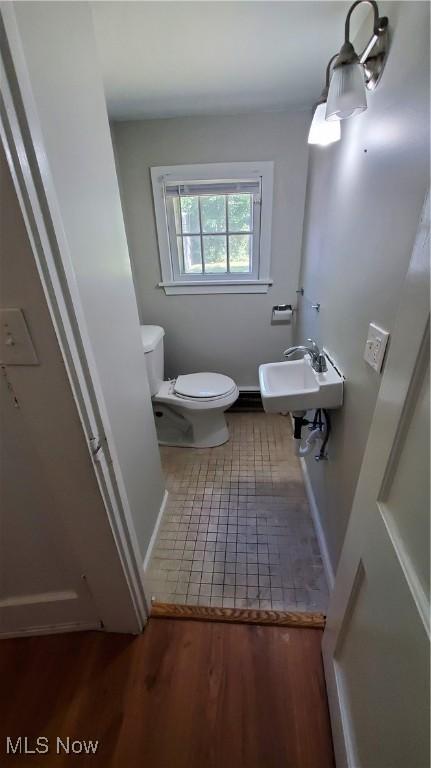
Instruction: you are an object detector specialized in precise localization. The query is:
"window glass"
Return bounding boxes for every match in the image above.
[175,193,254,275]
[228,194,252,232]
[229,234,251,273]
[203,236,227,273]
[182,235,202,274]
[180,196,200,234]
[200,195,226,233]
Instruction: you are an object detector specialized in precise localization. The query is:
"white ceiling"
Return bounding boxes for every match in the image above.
[92,1,368,121]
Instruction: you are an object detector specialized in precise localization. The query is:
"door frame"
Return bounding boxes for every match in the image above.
[322,192,430,766]
[0,9,148,634]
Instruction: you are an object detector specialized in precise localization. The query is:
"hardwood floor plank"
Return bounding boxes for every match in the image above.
[0,620,334,767]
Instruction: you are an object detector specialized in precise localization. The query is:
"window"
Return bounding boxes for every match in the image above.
[151,162,274,294]
[168,183,257,278]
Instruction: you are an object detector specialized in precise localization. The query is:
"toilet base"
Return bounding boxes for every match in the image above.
[153,402,230,449]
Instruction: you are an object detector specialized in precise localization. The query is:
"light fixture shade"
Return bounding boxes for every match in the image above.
[325,62,367,121]
[308,103,341,146]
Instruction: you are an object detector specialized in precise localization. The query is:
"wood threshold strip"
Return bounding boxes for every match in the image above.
[150,602,325,629]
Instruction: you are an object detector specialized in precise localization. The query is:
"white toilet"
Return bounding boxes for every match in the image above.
[141,325,238,448]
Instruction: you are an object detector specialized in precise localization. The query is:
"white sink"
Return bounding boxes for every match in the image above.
[259,352,343,413]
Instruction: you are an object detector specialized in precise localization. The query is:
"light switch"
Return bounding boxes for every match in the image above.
[0,308,39,365]
[364,322,389,373]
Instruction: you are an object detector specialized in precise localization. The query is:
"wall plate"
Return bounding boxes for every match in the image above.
[364,322,390,373]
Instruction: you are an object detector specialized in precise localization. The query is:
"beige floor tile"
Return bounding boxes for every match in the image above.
[146,413,329,613]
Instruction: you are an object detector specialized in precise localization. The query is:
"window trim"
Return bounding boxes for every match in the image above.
[151,161,274,295]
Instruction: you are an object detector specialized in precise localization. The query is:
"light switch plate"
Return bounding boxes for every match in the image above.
[364,322,389,373]
[0,308,39,365]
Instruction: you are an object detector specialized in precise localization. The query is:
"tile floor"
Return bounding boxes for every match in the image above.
[146,413,329,612]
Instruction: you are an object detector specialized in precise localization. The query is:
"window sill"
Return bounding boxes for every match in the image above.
[158,279,273,295]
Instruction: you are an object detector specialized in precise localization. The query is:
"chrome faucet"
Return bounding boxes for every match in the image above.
[283,338,327,373]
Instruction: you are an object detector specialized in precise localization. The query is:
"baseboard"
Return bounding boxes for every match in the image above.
[143,489,169,573]
[151,602,325,629]
[0,621,101,639]
[299,457,335,591]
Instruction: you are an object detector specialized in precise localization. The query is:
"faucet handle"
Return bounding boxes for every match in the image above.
[307,338,319,352]
[316,353,327,373]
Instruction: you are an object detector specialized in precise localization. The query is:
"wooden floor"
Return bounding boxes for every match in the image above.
[0,619,334,767]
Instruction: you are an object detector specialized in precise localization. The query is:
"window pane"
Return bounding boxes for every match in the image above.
[229,235,251,273]
[203,235,227,273]
[180,196,200,233]
[228,194,252,232]
[200,196,226,233]
[176,236,184,272]
[182,236,202,273]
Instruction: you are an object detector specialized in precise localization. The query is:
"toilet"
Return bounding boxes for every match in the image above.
[141,325,238,448]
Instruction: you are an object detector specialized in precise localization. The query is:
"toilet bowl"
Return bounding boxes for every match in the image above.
[141,325,238,448]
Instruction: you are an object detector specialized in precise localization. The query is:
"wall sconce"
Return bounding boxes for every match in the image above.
[308,54,341,146]
[326,0,389,121]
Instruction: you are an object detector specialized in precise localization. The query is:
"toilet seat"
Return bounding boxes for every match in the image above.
[174,373,237,401]
[153,379,239,413]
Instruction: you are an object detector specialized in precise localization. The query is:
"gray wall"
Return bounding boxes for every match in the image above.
[295,0,430,574]
[113,111,310,387]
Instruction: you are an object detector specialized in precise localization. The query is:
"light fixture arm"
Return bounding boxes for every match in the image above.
[331,0,389,90]
[344,0,388,44]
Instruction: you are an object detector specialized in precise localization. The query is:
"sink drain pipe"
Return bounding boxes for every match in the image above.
[316,409,331,461]
[292,410,327,459]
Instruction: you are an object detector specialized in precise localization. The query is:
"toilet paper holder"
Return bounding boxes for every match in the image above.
[271,304,294,324]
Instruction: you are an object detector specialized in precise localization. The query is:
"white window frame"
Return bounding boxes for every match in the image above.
[151,161,274,295]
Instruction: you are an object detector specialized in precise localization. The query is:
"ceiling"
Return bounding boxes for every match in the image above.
[92,1,368,121]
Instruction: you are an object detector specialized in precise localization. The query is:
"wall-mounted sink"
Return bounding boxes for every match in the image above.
[259,352,343,413]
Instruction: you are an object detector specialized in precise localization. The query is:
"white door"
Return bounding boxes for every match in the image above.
[0,141,143,637]
[0,143,99,636]
[1,376,99,635]
[322,194,430,768]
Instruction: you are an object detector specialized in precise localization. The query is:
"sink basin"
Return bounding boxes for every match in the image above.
[259,352,343,413]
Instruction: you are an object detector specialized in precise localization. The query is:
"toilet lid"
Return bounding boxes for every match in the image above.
[174,373,236,400]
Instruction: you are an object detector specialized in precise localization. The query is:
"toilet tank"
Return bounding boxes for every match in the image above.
[140,325,165,396]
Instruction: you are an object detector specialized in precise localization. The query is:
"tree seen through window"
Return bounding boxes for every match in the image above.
[174,194,253,274]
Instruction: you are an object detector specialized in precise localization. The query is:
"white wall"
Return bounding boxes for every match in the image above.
[7,0,166,574]
[113,111,310,387]
[295,1,430,573]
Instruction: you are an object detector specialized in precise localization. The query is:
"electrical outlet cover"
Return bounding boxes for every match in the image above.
[364,322,390,373]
